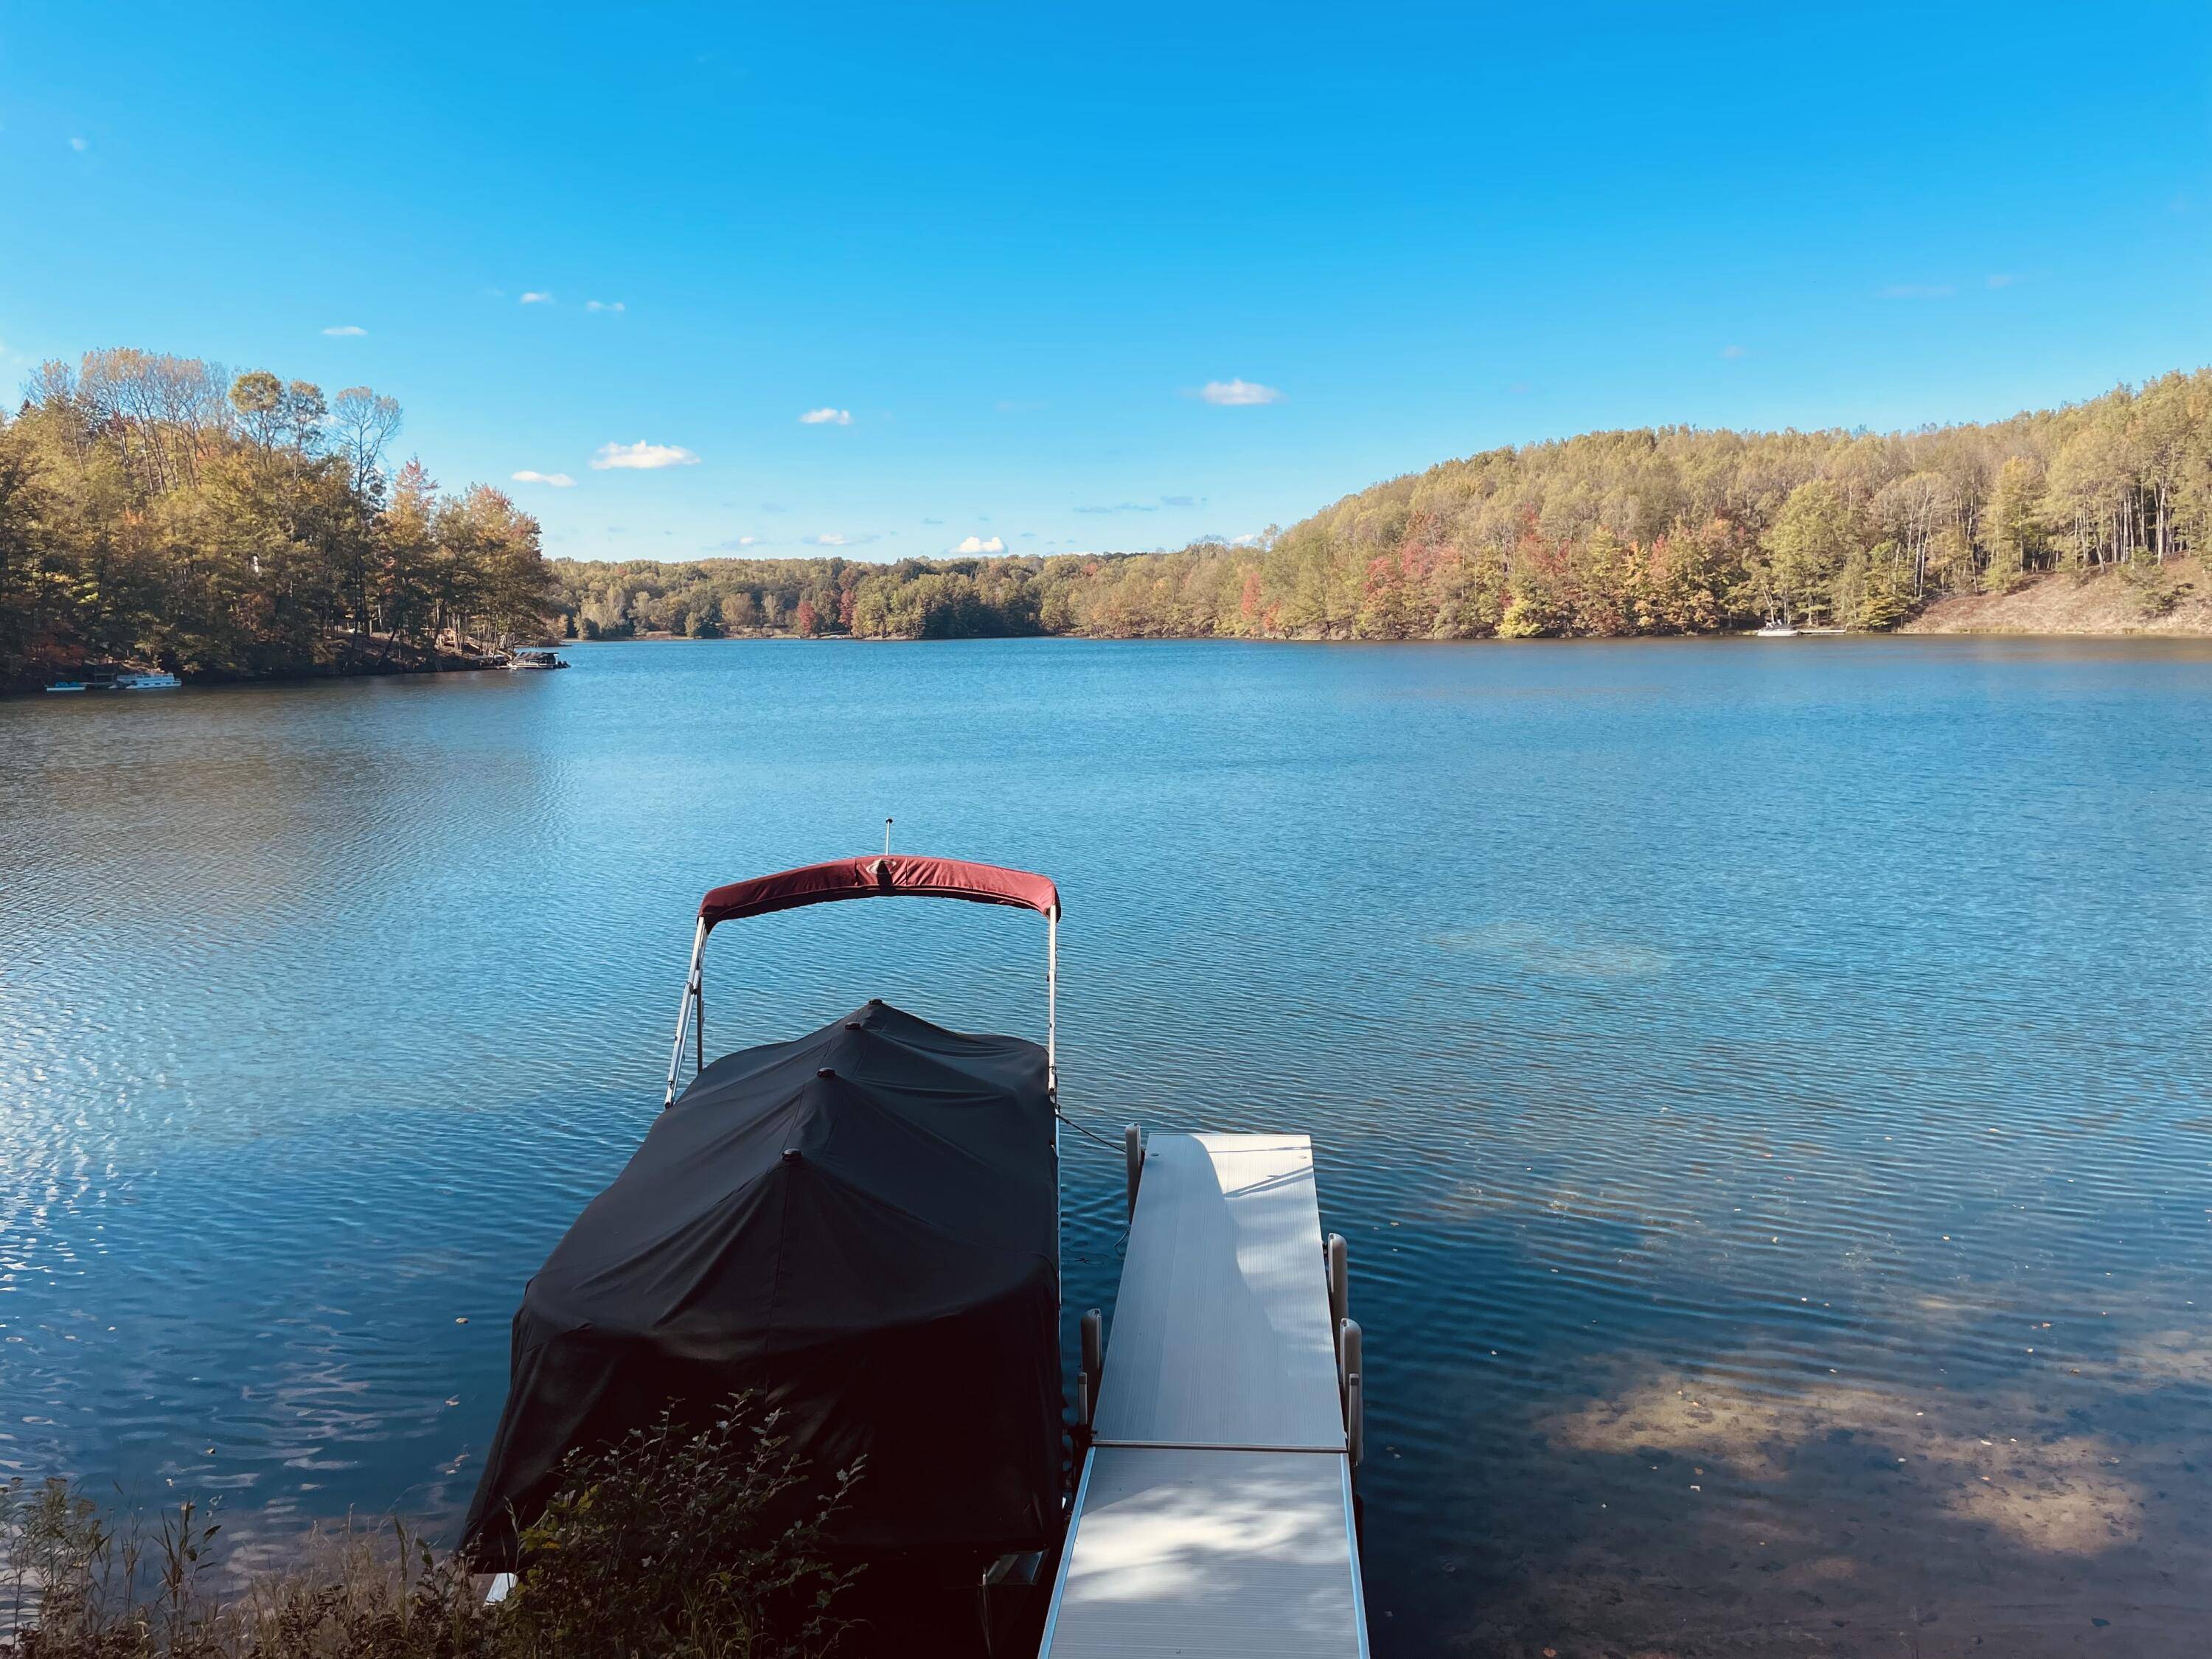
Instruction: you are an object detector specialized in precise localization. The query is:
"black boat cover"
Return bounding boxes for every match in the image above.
[461,1000,1060,1570]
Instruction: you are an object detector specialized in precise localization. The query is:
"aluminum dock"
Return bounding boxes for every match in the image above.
[1037,1130,1368,1658]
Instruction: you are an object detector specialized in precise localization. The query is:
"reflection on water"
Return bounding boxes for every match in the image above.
[1433,921,1672,978]
[4,637,2212,1655]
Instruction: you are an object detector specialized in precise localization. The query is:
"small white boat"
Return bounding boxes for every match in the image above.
[1754,623,1798,639]
[504,650,568,671]
[49,665,180,690]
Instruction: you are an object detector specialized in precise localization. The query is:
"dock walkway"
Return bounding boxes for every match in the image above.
[1036,1131,1368,1658]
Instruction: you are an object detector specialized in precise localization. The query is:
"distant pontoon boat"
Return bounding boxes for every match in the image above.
[504,649,568,669]
[45,665,179,691]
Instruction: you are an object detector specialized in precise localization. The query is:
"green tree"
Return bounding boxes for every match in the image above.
[1762,479,1863,624]
[1981,456,2042,591]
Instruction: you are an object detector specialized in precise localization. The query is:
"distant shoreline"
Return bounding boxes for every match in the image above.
[3,636,532,698]
[566,563,2212,647]
[18,561,2202,698]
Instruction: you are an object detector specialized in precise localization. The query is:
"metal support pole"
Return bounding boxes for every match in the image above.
[1338,1318,1363,1419]
[1124,1124,1143,1218]
[1046,906,1063,1399]
[1045,909,1059,1101]
[1346,1372,1363,1470]
[664,917,709,1109]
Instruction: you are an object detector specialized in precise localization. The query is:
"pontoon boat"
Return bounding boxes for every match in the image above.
[465,854,1064,1653]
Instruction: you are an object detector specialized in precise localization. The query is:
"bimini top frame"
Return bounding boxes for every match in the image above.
[664,853,1062,1108]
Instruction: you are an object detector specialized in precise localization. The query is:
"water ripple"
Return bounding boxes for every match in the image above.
[5,638,2212,1655]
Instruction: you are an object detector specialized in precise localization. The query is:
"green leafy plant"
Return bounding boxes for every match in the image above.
[505,1400,860,1659]
[0,1398,857,1659]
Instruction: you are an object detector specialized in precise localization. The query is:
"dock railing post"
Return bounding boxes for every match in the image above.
[1124,1124,1143,1219]
[1079,1307,1103,1422]
[1346,1372,1363,1471]
[1326,1232,1348,1368]
[1338,1317,1362,1425]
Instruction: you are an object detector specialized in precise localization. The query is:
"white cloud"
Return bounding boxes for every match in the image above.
[512,470,577,487]
[1877,283,1955,300]
[810,532,881,547]
[1197,378,1284,406]
[585,299,627,312]
[1719,344,1745,359]
[69,136,88,153]
[1231,532,1267,547]
[953,535,1006,554]
[520,291,555,305]
[1986,273,2024,289]
[591,441,700,470]
[737,535,763,547]
[322,324,368,337]
[799,407,852,425]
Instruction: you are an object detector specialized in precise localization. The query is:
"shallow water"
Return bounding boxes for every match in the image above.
[4,637,2211,1655]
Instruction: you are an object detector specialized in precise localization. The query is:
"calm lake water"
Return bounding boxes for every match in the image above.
[5,637,2212,1655]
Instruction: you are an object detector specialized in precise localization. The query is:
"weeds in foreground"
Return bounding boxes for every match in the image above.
[1,1398,857,1659]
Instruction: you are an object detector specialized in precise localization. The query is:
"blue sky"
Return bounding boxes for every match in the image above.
[3,2,2208,563]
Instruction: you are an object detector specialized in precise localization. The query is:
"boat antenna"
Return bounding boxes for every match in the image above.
[883,817,894,855]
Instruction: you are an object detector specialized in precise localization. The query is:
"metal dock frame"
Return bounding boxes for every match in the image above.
[1037,1131,1369,1658]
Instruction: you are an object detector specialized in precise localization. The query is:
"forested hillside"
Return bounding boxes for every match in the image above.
[13,359,2208,684]
[0,349,552,686]
[554,369,2212,642]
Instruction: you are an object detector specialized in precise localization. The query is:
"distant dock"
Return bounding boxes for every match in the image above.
[1037,1130,1368,1657]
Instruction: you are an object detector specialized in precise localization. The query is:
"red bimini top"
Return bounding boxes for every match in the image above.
[698,855,1060,930]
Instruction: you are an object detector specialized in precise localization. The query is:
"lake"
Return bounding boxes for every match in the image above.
[4,636,2211,1655]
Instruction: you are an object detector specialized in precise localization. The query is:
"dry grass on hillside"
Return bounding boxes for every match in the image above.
[1905,558,2212,636]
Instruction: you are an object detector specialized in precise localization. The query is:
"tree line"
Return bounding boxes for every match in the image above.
[0,348,553,686]
[553,554,1049,641]
[13,358,2205,684]
[555,367,2212,644]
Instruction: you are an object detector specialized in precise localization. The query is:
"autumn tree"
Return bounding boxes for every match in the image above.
[0,348,555,684]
